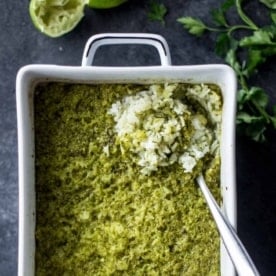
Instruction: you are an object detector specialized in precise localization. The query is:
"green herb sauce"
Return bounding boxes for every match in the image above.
[34,83,222,275]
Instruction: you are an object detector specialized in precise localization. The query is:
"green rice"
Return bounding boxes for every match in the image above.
[34,82,222,275]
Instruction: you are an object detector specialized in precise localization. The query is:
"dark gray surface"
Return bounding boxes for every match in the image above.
[0,0,275,275]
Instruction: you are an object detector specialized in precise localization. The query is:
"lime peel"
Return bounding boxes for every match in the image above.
[88,0,127,9]
[29,0,86,38]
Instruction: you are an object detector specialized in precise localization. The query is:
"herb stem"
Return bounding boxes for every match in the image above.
[177,0,276,141]
[228,24,256,34]
[239,74,248,90]
[206,24,256,35]
[252,100,271,123]
[205,26,225,32]
[235,0,259,30]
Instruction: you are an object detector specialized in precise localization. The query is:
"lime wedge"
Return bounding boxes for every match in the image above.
[29,0,86,37]
[88,0,127,9]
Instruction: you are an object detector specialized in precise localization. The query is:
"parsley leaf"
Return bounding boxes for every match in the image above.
[215,33,231,56]
[177,17,207,36]
[221,0,235,11]
[211,0,236,28]
[215,33,238,57]
[244,87,269,109]
[177,0,276,142]
[237,112,264,124]
[237,111,267,142]
[260,0,276,9]
[271,11,276,23]
[148,1,167,25]
[225,48,242,74]
[245,49,266,76]
[239,28,276,47]
[273,105,276,115]
[211,8,229,27]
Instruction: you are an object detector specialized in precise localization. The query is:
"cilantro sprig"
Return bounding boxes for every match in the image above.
[148,0,168,25]
[178,0,276,142]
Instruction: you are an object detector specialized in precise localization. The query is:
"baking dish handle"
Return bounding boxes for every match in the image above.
[81,33,172,67]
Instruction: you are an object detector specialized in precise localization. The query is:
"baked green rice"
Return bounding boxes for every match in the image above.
[34,82,222,275]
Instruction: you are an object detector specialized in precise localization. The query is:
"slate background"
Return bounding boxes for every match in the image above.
[0,0,275,275]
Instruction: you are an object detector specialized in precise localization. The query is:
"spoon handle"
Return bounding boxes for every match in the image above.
[197,175,260,276]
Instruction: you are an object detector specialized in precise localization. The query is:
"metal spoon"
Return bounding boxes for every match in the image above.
[197,174,260,276]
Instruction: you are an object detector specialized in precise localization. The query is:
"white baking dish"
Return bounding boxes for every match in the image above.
[16,33,237,276]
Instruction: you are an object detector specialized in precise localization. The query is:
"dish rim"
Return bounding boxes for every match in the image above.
[16,57,237,276]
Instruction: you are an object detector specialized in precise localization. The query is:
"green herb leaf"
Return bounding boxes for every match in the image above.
[261,45,276,57]
[273,105,276,115]
[225,48,241,74]
[148,1,167,25]
[178,0,276,142]
[221,0,235,11]
[215,33,231,56]
[271,116,276,128]
[236,113,267,142]
[272,106,276,128]
[244,49,266,76]
[248,87,269,108]
[215,34,239,57]
[236,112,262,124]
[211,8,228,27]
[238,87,269,108]
[246,122,267,142]
[271,11,276,23]
[260,0,276,9]
[237,88,247,109]
[177,17,207,36]
[237,112,266,142]
[239,28,276,47]
[236,0,258,30]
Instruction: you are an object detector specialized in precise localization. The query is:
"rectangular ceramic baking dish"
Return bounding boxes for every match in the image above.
[16,33,237,276]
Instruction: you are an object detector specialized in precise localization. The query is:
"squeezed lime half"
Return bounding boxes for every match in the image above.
[88,0,127,9]
[29,0,86,37]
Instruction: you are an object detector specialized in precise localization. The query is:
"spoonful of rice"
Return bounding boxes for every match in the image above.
[108,83,259,276]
